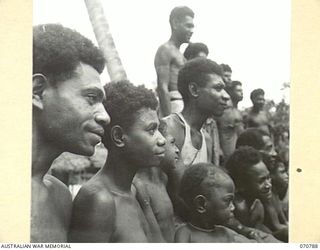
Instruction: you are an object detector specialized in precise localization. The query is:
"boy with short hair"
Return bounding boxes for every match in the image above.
[175,163,256,242]
[69,80,166,242]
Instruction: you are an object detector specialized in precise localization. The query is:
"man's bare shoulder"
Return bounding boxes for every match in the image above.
[74,177,115,209]
[162,114,185,149]
[155,42,181,64]
[43,174,72,207]
[69,177,116,242]
[174,224,191,242]
[156,42,178,55]
[162,114,185,132]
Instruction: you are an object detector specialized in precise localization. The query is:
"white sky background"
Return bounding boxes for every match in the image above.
[33,0,291,108]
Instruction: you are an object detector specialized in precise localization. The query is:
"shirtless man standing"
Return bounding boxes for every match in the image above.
[216,81,244,160]
[32,24,110,242]
[244,88,273,135]
[155,6,194,117]
[69,81,166,242]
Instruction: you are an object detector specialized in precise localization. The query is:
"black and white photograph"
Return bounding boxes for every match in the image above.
[31,0,290,243]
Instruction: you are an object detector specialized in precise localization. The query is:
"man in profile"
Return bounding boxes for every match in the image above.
[32,24,110,242]
[220,63,233,88]
[155,6,194,117]
[216,81,245,160]
[164,58,229,167]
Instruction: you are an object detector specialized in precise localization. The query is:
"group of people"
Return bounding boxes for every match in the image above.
[32,6,289,243]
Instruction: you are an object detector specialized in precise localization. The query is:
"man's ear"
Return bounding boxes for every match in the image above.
[189,82,199,98]
[111,125,125,148]
[193,195,207,214]
[171,18,180,30]
[32,73,48,110]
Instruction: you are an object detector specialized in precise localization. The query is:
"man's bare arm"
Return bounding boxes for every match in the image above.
[68,188,116,242]
[155,47,173,117]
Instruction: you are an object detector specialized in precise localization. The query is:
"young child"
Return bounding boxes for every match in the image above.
[133,120,181,242]
[225,146,288,242]
[175,163,256,242]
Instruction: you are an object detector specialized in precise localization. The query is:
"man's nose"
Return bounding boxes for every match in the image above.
[221,89,230,102]
[265,178,272,189]
[175,145,180,155]
[230,202,235,212]
[157,131,166,146]
[95,104,110,125]
[270,147,277,157]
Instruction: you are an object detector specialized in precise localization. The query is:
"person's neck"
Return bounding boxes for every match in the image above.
[273,185,288,200]
[32,117,62,183]
[102,151,139,193]
[252,105,262,113]
[169,34,183,48]
[189,215,216,231]
[181,105,208,131]
[136,167,163,184]
[232,99,239,109]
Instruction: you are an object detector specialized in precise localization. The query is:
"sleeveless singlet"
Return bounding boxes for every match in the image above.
[175,113,208,166]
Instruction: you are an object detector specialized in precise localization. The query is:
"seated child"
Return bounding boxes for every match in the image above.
[175,163,256,242]
[225,146,288,242]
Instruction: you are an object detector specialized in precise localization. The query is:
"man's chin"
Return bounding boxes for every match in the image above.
[70,145,95,157]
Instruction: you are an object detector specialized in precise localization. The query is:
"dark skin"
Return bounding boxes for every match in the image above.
[217,84,244,158]
[233,161,288,241]
[244,94,273,135]
[68,108,166,242]
[164,73,229,164]
[31,63,110,242]
[134,168,175,242]
[175,171,256,243]
[155,15,194,116]
[133,133,181,242]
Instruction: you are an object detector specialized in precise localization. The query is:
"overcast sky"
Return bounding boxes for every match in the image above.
[33,0,291,108]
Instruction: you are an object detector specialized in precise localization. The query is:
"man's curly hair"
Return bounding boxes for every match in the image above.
[225,146,262,187]
[102,80,158,149]
[220,63,232,73]
[250,88,265,101]
[33,24,105,84]
[178,58,223,103]
[236,128,269,150]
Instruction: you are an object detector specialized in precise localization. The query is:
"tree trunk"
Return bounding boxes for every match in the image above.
[84,0,127,81]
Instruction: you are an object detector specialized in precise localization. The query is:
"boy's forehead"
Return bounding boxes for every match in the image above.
[133,108,158,125]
